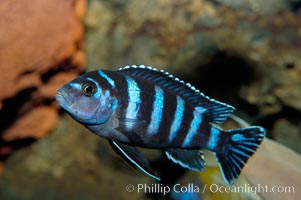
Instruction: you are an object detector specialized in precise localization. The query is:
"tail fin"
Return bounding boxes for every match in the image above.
[215,126,266,185]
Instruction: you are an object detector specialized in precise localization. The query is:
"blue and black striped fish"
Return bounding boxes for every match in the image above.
[55,65,266,185]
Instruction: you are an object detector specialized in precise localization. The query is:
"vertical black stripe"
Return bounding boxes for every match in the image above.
[104,71,129,118]
[154,90,177,145]
[135,79,155,125]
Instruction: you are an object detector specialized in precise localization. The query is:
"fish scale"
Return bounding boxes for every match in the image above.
[56,64,266,185]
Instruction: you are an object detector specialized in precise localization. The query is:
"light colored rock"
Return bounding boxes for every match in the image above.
[244,138,301,200]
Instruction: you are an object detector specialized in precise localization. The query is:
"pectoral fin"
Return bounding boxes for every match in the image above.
[108,140,160,181]
[165,149,206,171]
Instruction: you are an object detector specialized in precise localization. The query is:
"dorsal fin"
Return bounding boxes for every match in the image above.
[118,65,235,124]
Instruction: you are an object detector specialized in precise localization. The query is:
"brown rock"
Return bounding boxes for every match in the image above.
[0,0,86,158]
[2,106,58,141]
[0,0,86,100]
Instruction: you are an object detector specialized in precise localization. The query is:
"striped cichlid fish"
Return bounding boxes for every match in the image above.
[55,65,266,185]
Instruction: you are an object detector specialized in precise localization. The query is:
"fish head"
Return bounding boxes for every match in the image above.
[56,73,118,125]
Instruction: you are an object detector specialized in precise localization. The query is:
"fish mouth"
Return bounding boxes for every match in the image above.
[55,89,72,106]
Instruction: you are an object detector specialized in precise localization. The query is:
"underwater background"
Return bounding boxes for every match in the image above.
[0,0,300,199]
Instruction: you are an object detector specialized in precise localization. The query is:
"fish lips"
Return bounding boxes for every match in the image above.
[55,88,73,107]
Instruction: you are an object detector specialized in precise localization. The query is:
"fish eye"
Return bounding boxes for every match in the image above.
[81,82,97,97]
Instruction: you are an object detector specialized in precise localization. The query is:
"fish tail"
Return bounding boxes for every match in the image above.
[215,126,266,185]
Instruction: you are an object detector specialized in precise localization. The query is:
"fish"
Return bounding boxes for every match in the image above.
[55,65,266,185]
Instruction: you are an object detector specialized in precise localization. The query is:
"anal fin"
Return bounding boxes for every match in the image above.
[165,149,206,171]
[108,140,160,181]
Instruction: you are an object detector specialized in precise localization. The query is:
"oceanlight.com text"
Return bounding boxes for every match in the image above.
[125,183,295,196]
[209,183,295,195]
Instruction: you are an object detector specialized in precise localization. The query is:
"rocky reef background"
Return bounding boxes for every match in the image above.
[0,0,301,199]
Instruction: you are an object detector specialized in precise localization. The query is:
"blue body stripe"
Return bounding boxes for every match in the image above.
[207,127,220,150]
[182,111,202,147]
[169,96,185,142]
[98,70,115,88]
[125,76,141,120]
[146,86,164,135]
[69,82,82,90]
